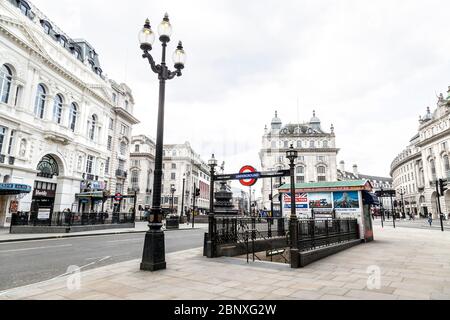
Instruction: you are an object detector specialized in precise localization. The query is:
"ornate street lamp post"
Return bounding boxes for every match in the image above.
[170,184,176,214]
[138,14,186,272]
[206,154,218,258]
[286,145,299,267]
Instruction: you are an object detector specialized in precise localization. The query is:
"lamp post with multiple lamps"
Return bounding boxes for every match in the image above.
[206,154,218,258]
[286,145,299,268]
[138,14,187,272]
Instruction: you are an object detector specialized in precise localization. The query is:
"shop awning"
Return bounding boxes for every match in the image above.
[0,183,32,195]
[362,191,380,206]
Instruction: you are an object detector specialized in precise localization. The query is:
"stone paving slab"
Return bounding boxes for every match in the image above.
[2,225,450,300]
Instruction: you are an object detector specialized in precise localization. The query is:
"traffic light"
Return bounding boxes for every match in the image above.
[439,179,448,196]
[195,188,201,197]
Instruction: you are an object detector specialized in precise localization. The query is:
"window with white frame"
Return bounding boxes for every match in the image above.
[317,166,327,182]
[53,94,63,124]
[107,136,112,151]
[0,126,7,154]
[34,84,46,119]
[120,141,127,156]
[86,155,94,174]
[88,115,97,141]
[0,65,12,104]
[69,103,77,132]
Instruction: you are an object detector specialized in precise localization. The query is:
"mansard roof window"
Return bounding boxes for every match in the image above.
[18,0,30,16]
[40,20,53,35]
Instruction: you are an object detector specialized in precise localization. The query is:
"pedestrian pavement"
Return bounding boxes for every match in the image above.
[0,222,208,243]
[2,225,450,300]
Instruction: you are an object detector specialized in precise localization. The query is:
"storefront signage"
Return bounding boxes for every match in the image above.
[38,209,51,220]
[0,183,32,194]
[33,189,56,198]
[80,181,106,191]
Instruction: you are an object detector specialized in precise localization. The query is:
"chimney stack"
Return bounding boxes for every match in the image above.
[353,164,359,177]
[339,161,345,172]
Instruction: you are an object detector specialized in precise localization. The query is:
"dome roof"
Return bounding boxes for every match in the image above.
[271,111,282,125]
[310,110,321,124]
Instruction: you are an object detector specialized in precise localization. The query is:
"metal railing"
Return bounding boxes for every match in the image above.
[297,219,359,252]
[213,216,289,246]
[11,211,135,227]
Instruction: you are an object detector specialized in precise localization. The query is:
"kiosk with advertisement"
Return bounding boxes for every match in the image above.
[279,180,377,243]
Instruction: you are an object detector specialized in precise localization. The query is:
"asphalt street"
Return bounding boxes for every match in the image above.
[0,228,205,291]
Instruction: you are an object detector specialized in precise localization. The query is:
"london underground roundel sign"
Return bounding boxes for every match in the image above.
[239,165,258,187]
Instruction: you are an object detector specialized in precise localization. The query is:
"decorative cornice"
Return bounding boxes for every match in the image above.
[0,15,117,109]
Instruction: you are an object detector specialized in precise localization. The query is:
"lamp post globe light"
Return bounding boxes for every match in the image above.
[286,145,300,267]
[139,14,186,272]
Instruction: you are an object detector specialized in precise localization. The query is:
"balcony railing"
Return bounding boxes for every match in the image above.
[116,169,128,178]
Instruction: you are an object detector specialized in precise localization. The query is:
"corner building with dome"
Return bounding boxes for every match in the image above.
[259,111,339,213]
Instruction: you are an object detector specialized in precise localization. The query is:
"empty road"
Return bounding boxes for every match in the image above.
[0,228,205,291]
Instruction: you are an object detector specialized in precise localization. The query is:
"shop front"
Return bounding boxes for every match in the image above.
[0,183,32,227]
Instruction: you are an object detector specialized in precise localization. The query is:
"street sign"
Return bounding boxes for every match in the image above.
[239,166,258,187]
[114,193,123,202]
[214,169,290,183]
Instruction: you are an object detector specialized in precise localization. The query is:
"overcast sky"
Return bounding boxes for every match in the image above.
[31,0,450,190]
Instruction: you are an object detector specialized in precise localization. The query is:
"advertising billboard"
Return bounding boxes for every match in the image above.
[309,193,333,212]
[333,191,360,214]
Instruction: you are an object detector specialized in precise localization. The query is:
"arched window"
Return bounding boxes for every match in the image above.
[0,65,12,104]
[88,115,97,140]
[37,155,59,178]
[19,1,30,16]
[41,21,52,35]
[120,141,127,156]
[296,166,305,184]
[52,94,63,124]
[34,84,46,119]
[297,141,302,148]
[69,103,77,132]
[317,166,327,182]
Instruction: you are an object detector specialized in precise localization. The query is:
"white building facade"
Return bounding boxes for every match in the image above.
[391,93,450,219]
[0,0,138,226]
[259,111,339,212]
[129,135,155,215]
[161,142,211,215]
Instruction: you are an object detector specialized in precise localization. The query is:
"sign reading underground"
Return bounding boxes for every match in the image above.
[238,165,259,187]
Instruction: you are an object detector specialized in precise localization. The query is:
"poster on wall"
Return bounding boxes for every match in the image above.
[37,209,51,220]
[309,193,333,212]
[333,191,361,216]
[283,193,310,218]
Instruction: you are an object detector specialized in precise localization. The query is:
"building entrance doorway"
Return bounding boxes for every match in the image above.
[31,181,57,223]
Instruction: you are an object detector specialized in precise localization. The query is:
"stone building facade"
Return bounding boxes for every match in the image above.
[391,92,450,219]
[0,0,138,226]
[259,111,339,211]
[129,135,155,215]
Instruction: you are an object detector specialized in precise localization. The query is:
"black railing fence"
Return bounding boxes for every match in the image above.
[214,216,289,246]
[297,219,359,251]
[11,211,135,227]
[210,215,359,255]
